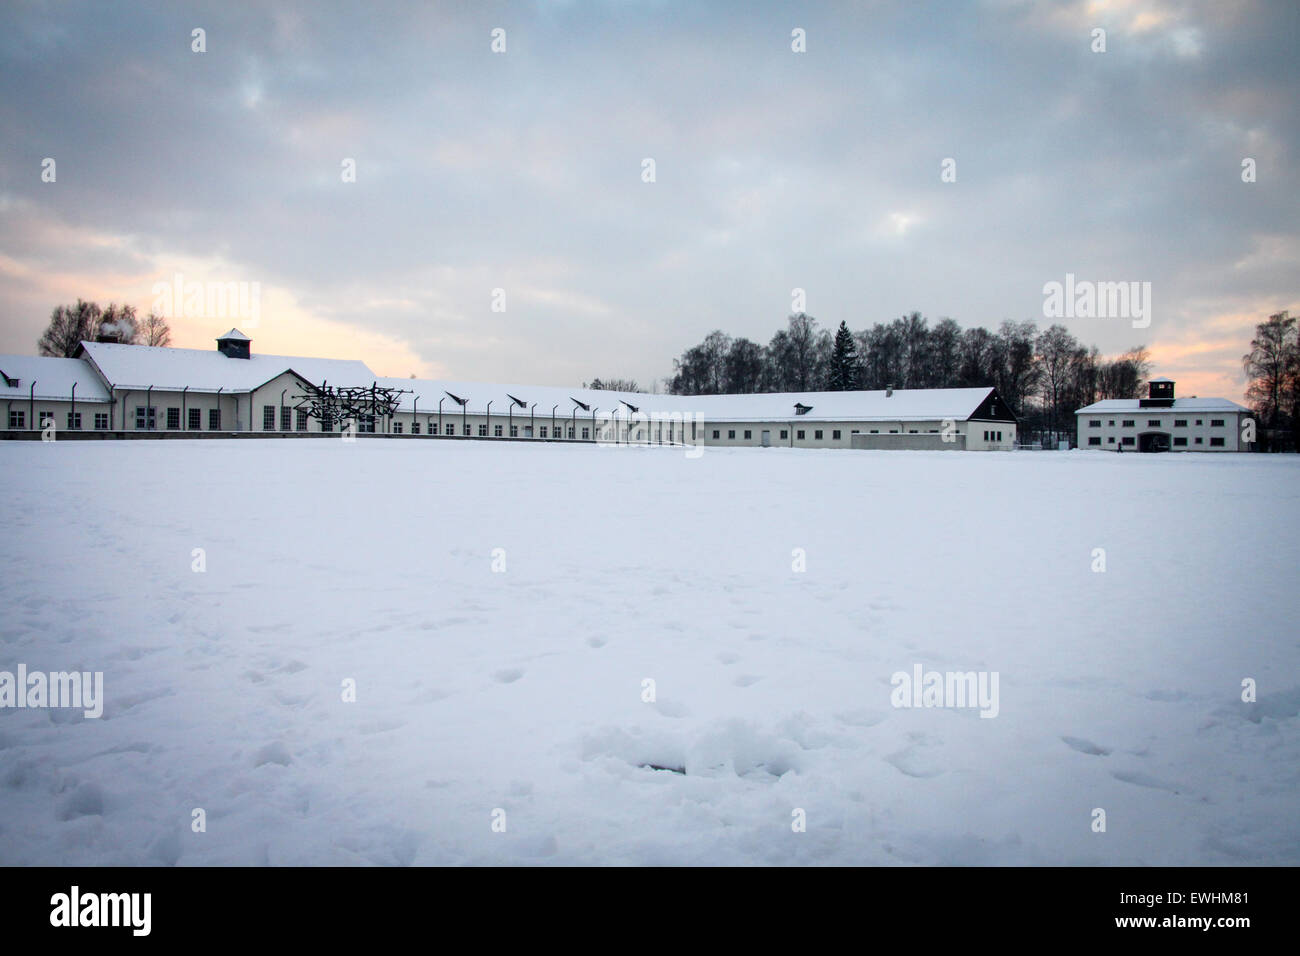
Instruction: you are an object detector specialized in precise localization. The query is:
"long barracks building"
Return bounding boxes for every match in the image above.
[0,328,1023,450]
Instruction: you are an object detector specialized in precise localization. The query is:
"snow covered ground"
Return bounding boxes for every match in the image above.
[1,439,1297,866]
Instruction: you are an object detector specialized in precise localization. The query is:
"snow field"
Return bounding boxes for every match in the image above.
[0,439,1297,865]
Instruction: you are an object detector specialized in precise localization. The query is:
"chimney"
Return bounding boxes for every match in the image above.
[216,328,251,359]
[96,320,124,344]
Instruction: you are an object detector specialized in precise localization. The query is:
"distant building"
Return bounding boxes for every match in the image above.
[2,329,1018,449]
[1074,378,1252,452]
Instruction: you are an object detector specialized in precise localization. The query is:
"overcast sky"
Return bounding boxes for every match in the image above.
[1,0,1297,399]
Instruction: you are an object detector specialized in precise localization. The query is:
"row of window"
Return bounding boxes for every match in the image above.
[1087,436,1225,447]
[711,428,848,441]
[1088,418,1226,428]
[9,410,112,430]
[422,422,593,439]
[982,430,1005,442]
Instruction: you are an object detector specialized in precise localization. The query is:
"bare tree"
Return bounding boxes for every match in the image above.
[38,300,102,357]
[585,378,641,392]
[1243,311,1297,428]
[140,309,172,347]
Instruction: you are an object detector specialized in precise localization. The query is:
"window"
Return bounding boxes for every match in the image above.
[540,426,548,438]
[996,431,1002,441]
[814,430,823,440]
[1194,437,1202,444]
[1148,420,1161,427]
[359,415,376,433]
[743,430,751,440]
[411,421,420,435]
[296,409,308,431]
[320,418,333,433]
[446,423,455,436]
[869,429,879,434]
[524,426,533,438]
[509,425,518,437]
[66,412,82,430]
[280,406,291,431]
[1210,437,1225,447]
[188,408,201,430]
[163,407,179,430]
[1107,436,1114,443]
[728,430,735,439]
[1121,419,1135,428]
[1195,419,1203,426]
[779,430,788,440]
[1210,419,1225,428]
[1122,436,1135,445]
[430,422,439,435]
[581,427,589,439]
[568,427,575,439]
[796,430,805,440]
[494,424,503,437]
[94,412,109,430]
[984,431,989,441]
[1107,420,1114,426]
[262,405,276,430]
[393,421,403,434]
[1089,420,1101,428]
[888,430,898,434]
[908,429,918,434]
[832,430,841,440]
[1088,436,1101,446]
[713,430,720,439]
[1173,436,1187,446]
[208,408,221,430]
[1174,419,1187,427]
[136,406,156,430]
[478,424,487,437]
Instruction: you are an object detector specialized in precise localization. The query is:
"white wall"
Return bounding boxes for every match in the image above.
[1076,411,1246,451]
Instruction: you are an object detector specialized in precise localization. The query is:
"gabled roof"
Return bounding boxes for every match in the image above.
[374,377,998,423]
[217,328,250,341]
[1075,397,1247,414]
[0,355,112,403]
[78,340,377,394]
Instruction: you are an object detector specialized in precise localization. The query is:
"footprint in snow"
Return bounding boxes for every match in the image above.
[733,674,763,688]
[1112,770,1183,793]
[1061,736,1112,756]
[493,668,525,684]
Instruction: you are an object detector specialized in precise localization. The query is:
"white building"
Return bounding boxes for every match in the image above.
[1074,378,1252,452]
[2,328,1019,449]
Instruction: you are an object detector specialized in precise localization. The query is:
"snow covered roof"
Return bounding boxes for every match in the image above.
[217,328,250,341]
[1075,397,1247,414]
[687,387,998,422]
[376,378,998,423]
[79,340,378,394]
[0,355,113,403]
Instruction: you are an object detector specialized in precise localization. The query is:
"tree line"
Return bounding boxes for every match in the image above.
[664,313,1151,438]
[1242,311,1299,451]
[37,299,171,357]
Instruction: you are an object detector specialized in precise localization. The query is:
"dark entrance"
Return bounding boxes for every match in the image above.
[1138,432,1171,453]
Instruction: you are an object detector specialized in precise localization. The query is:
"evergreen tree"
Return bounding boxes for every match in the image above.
[826,320,860,391]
